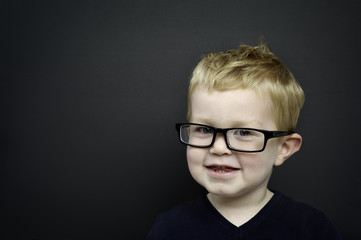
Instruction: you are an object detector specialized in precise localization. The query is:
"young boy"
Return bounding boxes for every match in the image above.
[147,42,341,239]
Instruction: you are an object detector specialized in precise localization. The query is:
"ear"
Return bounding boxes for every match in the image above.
[274,133,302,166]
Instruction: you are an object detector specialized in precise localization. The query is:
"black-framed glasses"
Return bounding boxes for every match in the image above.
[175,123,294,153]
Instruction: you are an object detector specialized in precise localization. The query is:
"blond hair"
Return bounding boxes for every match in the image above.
[187,42,305,131]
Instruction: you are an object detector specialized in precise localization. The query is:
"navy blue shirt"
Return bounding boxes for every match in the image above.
[147,191,341,239]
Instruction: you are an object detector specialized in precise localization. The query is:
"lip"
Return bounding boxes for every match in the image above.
[205,164,240,180]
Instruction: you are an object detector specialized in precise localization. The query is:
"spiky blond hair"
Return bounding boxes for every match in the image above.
[187,42,305,131]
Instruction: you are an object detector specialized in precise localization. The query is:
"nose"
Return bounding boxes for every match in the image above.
[210,133,232,155]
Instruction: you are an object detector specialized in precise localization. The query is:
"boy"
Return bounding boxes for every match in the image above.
[147,41,341,239]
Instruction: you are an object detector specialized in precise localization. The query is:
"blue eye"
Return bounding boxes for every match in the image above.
[235,130,251,136]
[198,127,213,134]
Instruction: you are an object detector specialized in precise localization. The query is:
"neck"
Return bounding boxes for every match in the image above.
[207,188,273,227]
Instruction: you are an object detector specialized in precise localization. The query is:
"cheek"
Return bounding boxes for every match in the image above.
[186,147,203,165]
[264,139,281,163]
[186,147,206,174]
[240,154,268,170]
[249,143,279,171]
[239,145,279,175]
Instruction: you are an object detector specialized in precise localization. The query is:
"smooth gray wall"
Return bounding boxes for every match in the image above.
[2,1,360,239]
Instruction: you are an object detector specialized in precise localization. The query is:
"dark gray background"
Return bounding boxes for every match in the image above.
[1,1,360,239]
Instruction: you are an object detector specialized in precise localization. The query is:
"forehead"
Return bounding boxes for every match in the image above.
[189,87,276,130]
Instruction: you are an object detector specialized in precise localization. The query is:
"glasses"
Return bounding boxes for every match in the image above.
[175,123,294,153]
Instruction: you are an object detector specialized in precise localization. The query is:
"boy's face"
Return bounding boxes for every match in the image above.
[187,87,284,198]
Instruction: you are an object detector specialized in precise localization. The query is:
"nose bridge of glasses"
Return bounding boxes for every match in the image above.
[213,128,230,146]
[209,129,232,154]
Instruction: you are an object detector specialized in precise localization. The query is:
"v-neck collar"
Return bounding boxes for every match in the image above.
[201,191,283,237]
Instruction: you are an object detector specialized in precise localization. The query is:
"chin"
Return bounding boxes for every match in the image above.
[207,183,260,199]
[205,185,241,197]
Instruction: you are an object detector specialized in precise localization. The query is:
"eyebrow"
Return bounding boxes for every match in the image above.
[190,118,262,128]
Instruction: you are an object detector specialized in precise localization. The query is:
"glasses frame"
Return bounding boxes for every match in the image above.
[175,123,295,153]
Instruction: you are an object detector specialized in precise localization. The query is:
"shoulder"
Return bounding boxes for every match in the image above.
[158,194,207,220]
[273,191,330,222]
[264,191,341,239]
[146,195,211,240]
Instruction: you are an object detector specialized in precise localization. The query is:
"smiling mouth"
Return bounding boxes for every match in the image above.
[206,165,240,173]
